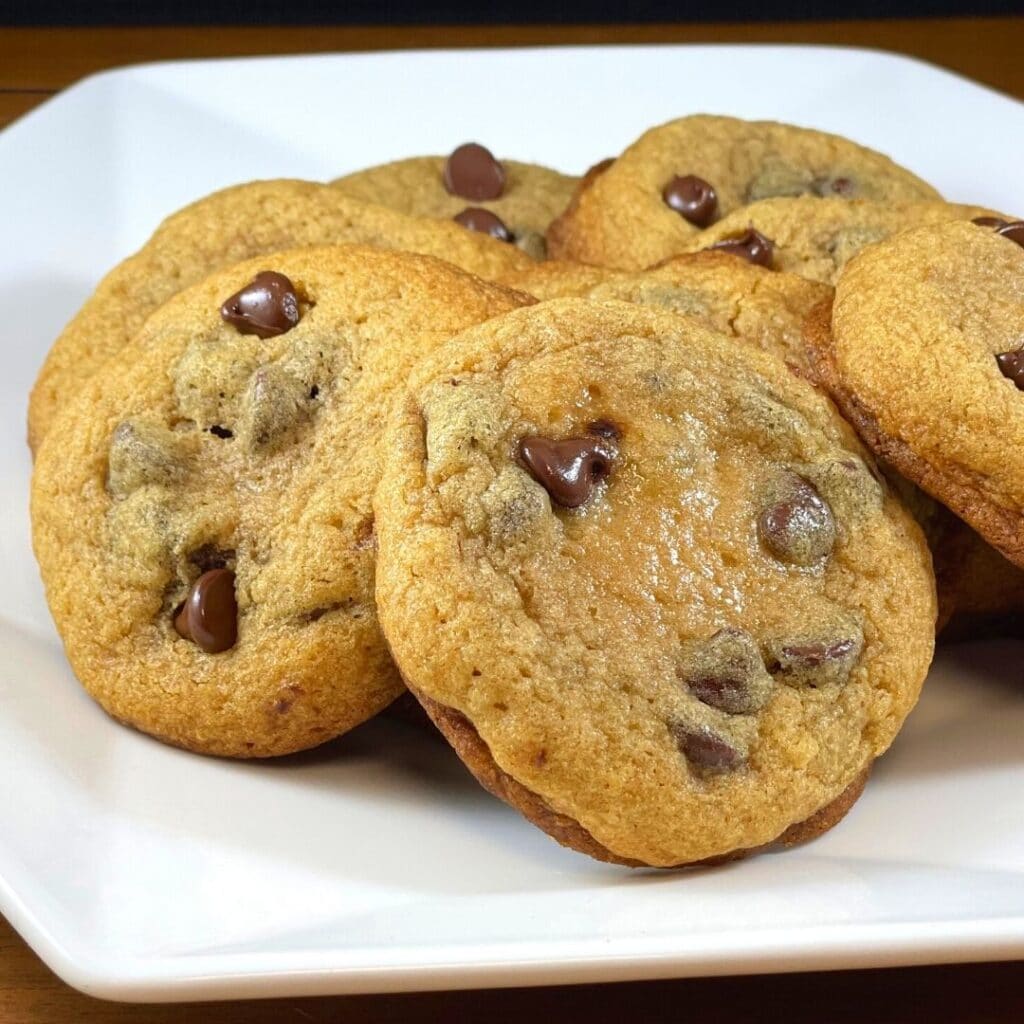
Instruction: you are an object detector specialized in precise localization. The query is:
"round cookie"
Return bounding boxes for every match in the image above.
[681,197,1006,284]
[805,219,1024,569]
[332,148,577,259]
[547,115,941,270]
[941,526,1024,639]
[374,299,936,866]
[501,251,831,376]
[28,178,532,454]
[860,466,1024,637]
[31,246,530,758]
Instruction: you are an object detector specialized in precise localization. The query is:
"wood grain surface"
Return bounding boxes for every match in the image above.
[1,17,1023,129]
[2,16,1023,1021]
[2,913,1023,1023]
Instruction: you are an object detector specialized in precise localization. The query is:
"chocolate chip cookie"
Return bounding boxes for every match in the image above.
[332,146,577,260]
[31,246,529,757]
[547,115,941,270]
[681,197,1005,283]
[501,251,830,375]
[374,299,936,866]
[941,525,1024,639]
[28,178,532,453]
[806,218,1024,569]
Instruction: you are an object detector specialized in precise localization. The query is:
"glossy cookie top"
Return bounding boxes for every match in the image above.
[28,178,532,453]
[500,251,831,376]
[809,218,1024,567]
[547,115,940,270]
[374,299,936,866]
[681,197,1005,284]
[30,246,529,758]
[332,147,577,259]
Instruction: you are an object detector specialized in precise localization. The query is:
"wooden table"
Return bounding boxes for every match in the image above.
[2,16,1023,1021]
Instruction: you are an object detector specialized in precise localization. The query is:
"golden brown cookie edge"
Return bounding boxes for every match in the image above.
[413,686,871,868]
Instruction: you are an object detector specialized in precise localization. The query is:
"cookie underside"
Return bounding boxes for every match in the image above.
[413,686,871,868]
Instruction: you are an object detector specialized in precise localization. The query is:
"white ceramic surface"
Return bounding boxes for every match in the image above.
[2,45,1023,1002]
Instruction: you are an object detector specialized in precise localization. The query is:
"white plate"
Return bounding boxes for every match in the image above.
[2,44,1024,1003]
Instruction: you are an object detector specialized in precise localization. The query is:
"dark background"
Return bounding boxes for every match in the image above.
[2,0,1023,23]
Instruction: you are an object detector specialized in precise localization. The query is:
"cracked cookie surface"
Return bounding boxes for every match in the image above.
[547,115,940,270]
[681,197,1005,283]
[806,219,1024,569]
[374,299,935,866]
[28,178,532,453]
[500,251,830,375]
[31,246,529,757]
[332,149,576,260]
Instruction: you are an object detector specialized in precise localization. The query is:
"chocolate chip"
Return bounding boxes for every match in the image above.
[812,176,855,197]
[758,473,836,566]
[173,568,238,653]
[208,425,233,439]
[669,722,745,771]
[996,350,1024,389]
[519,433,617,508]
[779,637,857,665]
[188,544,234,574]
[766,631,863,688]
[453,207,513,242]
[587,419,621,440]
[443,143,505,200]
[997,221,1024,248]
[707,228,774,268]
[220,271,300,339]
[972,216,1009,229]
[662,174,718,227]
[679,627,774,714]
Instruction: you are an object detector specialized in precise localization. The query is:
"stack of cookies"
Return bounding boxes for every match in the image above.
[29,115,1024,868]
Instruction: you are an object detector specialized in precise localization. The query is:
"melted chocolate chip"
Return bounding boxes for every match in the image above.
[812,176,855,197]
[669,722,745,771]
[220,271,300,339]
[778,638,857,667]
[453,207,513,242]
[587,419,621,441]
[443,143,505,200]
[996,350,1024,390]
[758,473,836,566]
[766,632,863,688]
[707,228,774,268]
[997,221,1024,248]
[662,174,718,227]
[972,216,1009,229]
[680,627,774,715]
[173,568,238,653]
[519,433,617,508]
